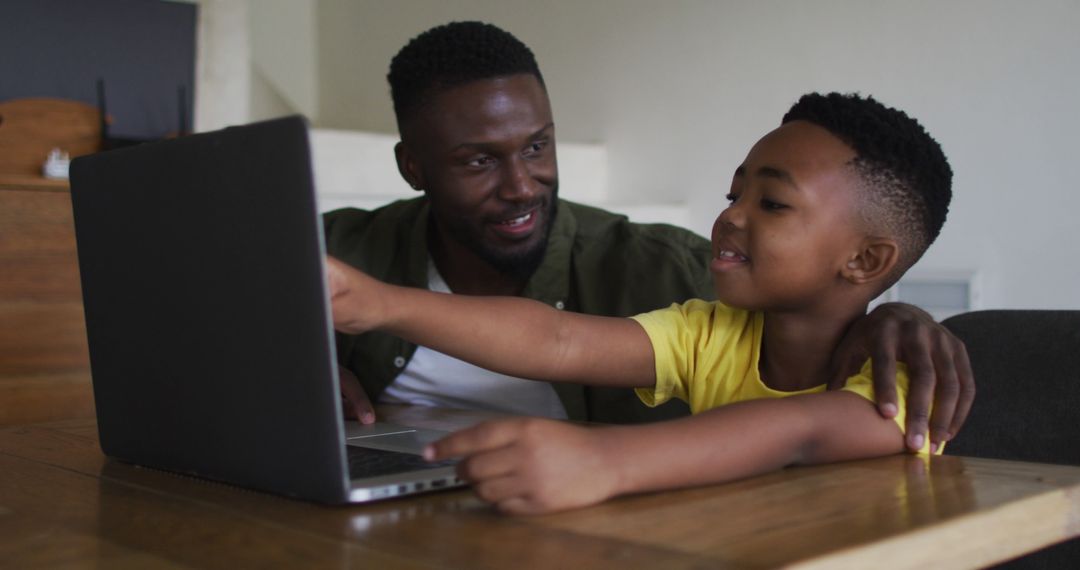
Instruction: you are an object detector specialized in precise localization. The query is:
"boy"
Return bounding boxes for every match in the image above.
[328,92,953,515]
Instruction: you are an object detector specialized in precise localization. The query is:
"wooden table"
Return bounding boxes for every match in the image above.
[2,407,1079,569]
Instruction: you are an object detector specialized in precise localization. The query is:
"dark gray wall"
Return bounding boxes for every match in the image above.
[1,0,196,139]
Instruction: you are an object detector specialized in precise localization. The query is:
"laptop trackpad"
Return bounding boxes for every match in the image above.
[345,422,448,455]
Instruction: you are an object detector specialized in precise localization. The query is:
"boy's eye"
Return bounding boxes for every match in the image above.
[761,198,787,211]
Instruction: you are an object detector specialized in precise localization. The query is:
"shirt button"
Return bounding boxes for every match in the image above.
[393,356,406,368]
[555,301,565,310]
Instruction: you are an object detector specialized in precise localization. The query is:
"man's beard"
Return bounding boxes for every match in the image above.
[447,187,559,281]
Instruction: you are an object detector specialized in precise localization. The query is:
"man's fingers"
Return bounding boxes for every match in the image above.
[902,349,935,452]
[828,339,870,391]
[338,366,375,424]
[870,331,900,419]
[894,320,937,451]
[927,334,961,448]
[947,340,976,441]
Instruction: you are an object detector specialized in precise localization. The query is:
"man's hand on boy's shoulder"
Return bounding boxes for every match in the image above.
[827,303,975,453]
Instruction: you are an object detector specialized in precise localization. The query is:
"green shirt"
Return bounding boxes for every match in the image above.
[323,197,714,423]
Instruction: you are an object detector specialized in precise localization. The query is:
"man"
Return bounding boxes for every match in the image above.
[324,21,973,451]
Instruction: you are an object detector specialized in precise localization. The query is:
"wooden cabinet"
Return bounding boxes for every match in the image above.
[0,177,94,425]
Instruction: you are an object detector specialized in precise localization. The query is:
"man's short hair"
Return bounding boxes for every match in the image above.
[782,92,953,283]
[388,21,545,130]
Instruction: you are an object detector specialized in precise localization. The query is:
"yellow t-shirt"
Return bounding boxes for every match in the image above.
[631,299,935,455]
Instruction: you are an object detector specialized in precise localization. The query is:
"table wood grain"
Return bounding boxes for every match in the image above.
[1,407,1078,569]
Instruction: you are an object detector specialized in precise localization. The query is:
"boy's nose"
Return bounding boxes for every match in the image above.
[716,204,746,230]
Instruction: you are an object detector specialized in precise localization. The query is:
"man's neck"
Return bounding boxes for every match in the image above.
[427,225,530,297]
[759,304,867,392]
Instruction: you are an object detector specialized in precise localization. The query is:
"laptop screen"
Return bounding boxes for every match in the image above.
[70,116,352,503]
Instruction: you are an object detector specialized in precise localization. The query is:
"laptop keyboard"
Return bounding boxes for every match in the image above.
[345,445,458,478]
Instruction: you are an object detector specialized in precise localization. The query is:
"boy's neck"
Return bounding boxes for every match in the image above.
[758,305,868,392]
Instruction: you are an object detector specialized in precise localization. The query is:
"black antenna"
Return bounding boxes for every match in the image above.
[177,84,188,136]
[96,78,110,148]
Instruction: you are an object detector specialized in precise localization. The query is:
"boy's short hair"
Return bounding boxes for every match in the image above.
[782,93,952,286]
[388,21,546,131]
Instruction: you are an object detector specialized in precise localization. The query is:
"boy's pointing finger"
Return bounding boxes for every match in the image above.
[424,419,523,461]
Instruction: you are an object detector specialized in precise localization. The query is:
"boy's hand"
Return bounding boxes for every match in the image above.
[425,418,620,515]
[326,256,353,300]
[325,256,388,335]
[827,303,975,453]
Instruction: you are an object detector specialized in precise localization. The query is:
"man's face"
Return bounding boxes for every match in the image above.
[710,120,865,311]
[400,74,558,278]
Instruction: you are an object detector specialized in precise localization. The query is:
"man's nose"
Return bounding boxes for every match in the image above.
[497,156,537,201]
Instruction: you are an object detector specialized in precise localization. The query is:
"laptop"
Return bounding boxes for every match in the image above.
[69,115,466,504]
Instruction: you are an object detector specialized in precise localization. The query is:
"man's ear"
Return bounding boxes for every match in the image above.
[842,238,900,285]
[394,142,425,192]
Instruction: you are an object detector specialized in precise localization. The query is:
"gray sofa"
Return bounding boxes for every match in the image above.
[942,310,1080,568]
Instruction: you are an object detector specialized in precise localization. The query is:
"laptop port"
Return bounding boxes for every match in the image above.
[431,479,446,488]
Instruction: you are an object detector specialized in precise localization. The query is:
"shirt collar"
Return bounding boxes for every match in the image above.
[406,200,432,289]
[521,199,575,307]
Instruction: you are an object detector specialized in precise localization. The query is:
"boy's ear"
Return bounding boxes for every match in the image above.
[842,238,900,285]
[394,142,425,192]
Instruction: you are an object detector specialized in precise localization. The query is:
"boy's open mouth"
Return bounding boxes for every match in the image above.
[711,247,749,272]
[716,249,749,262]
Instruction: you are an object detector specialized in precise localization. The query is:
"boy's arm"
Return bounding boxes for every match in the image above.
[427,391,905,515]
[327,256,656,388]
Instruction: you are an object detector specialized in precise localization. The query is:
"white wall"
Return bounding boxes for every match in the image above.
[249,0,318,119]
[579,0,1080,311]
[314,0,612,142]
[205,0,1080,310]
[192,0,249,132]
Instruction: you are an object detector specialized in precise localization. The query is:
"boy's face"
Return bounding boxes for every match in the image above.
[711,120,865,311]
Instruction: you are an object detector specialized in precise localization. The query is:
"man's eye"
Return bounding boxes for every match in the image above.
[761,199,787,211]
[524,140,548,156]
[468,156,495,167]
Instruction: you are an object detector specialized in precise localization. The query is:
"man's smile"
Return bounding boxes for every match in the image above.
[489,207,540,239]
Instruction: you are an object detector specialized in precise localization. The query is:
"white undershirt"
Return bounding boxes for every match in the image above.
[378,260,569,419]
